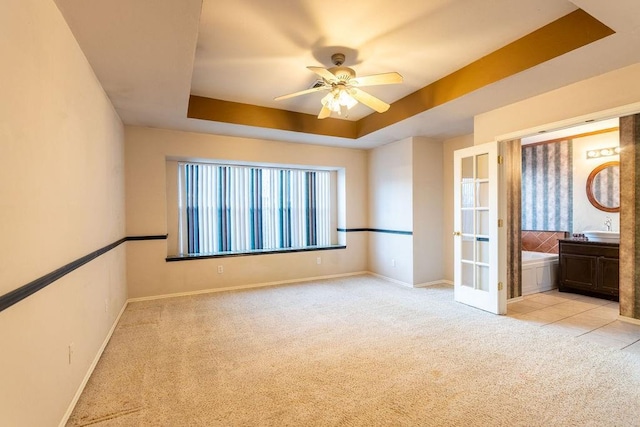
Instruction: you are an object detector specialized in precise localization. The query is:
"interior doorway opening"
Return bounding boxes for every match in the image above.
[504,116,623,302]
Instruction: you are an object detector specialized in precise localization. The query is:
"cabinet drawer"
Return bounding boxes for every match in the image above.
[559,242,619,258]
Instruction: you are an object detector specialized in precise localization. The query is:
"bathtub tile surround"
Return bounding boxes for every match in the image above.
[521,230,569,253]
[522,139,573,232]
[619,114,640,320]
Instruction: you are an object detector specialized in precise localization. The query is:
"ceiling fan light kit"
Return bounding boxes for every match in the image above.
[321,87,358,117]
[274,53,403,119]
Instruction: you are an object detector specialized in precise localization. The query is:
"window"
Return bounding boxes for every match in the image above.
[177,162,332,255]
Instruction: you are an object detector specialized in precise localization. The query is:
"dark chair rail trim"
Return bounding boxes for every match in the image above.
[337,228,413,236]
[0,235,167,313]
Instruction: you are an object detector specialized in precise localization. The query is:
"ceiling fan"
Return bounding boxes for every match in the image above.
[274,53,403,119]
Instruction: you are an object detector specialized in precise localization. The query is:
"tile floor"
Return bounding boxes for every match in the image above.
[507,289,640,354]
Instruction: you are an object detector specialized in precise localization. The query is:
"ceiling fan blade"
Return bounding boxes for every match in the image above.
[274,86,326,101]
[317,104,332,119]
[351,72,403,87]
[349,88,390,113]
[307,66,338,83]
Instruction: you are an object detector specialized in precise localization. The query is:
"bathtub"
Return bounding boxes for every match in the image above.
[521,251,559,295]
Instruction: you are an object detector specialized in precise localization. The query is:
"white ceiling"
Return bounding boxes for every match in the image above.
[53,0,640,149]
[521,118,619,145]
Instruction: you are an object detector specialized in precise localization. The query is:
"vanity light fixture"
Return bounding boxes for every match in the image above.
[586,146,621,159]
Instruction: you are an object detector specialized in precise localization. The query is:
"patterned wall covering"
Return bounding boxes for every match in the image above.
[505,140,522,299]
[619,113,640,319]
[521,140,573,231]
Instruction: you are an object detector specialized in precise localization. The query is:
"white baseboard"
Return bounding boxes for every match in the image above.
[618,315,640,326]
[129,272,452,304]
[59,301,129,427]
[127,271,370,303]
[368,272,413,287]
[414,280,452,288]
[367,273,450,289]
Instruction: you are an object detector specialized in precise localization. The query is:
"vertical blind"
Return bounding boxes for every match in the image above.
[178,163,331,254]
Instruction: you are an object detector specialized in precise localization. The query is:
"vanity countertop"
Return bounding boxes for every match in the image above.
[559,238,619,246]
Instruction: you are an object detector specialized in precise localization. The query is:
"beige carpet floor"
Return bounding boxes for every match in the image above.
[68,275,640,426]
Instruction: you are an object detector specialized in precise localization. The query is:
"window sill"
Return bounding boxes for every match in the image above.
[165,245,347,262]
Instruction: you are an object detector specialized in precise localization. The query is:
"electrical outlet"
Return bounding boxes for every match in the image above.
[316,257,322,265]
[68,343,74,365]
[217,265,224,274]
[391,259,396,267]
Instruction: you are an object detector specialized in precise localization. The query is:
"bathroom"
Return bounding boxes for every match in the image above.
[519,118,620,296]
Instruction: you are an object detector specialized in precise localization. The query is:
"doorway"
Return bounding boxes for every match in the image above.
[506,117,626,302]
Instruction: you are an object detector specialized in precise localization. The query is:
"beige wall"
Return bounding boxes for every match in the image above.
[368,138,413,231]
[0,0,126,425]
[442,134,475,282]
[412,137,444,284]
[125,126,369,298]
[367,139,414,283]
[367,137,446,285]
[474,63,640,144]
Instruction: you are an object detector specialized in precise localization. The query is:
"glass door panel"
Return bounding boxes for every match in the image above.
[476,154,489,179]
[477,210,490,236]
[461,210,474,234]
[477,265,490,291]
[461,156,474,179]
[477,182,489,207]
[476,239,490,264]
[461,263,474,288]
[457,152,488,294]
[461,235,474,262]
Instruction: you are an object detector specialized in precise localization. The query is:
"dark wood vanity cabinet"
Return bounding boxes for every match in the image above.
[558,240,619,300]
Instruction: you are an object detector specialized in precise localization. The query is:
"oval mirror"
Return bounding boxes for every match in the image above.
[586,161,620,212]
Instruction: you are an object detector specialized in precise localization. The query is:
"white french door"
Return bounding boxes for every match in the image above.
[453,141,506,314]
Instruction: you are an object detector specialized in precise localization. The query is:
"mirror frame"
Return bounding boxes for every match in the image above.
[586,160,620,213]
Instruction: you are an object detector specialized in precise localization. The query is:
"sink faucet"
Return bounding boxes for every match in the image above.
[605,216,612,231]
